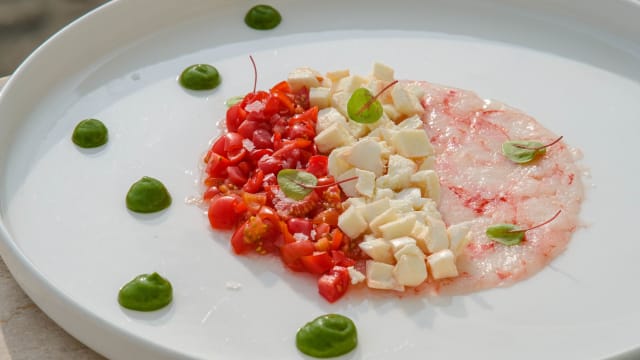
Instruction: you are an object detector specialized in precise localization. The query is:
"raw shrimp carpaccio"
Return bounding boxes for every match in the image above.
[414,81,584,295]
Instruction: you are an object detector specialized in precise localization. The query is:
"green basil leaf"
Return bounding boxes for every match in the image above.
[502,141,546,164]
[277,169,318,201]
[347,88,383,124]
[486,224,525,246]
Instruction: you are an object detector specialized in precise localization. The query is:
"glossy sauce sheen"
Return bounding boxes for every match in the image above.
[414,81,584,295]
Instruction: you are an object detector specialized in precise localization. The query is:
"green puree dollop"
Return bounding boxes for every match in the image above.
[72,118,108,148]
[296,314,358,358]
[118,272,173,311]
[179,64,221,90]
[244,4,282,30]
[126,176,172,213]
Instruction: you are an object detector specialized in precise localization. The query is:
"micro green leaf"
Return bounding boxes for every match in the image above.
[225,95,244,107]
[486,210,562,246]
[347,80,398,124]
[502,136,563,164]
[277,169,318,200]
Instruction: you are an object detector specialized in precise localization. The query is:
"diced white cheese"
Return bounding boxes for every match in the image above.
[337,168,358,198]
[287,67,321,92]
[391,83,424,116]
[327,146,352,178]
[383,104,402,122]
[397,115,423,130]
[347,138,384,176]
[379,214,416,240]
[394,254,428,286]
[391,129,434,158]
[334,75,367,94]
[346,120,369,138]
[309,87,331,109]
[330,91,351,117]
[314,122,354,154]
[427,249,459,280]
[369,207,399,236]
[355,168,376,198]
[359,238,394,264]
[395,187,425,210]
[338,205,368,239]
[425,215,449,253]
[418,199,441,219]
[360,198,390,222]
[448,221,473,256]
[389,199,413,213]
[366,260,404,291]
[326,69,350,83]
[316,107,346,133]
[411,169,441,203]
[372,62,395,82]
[347,266,366,285]
[417,156,436,171]
[410,222,430,253]
[342,196,366,209]
[386,154,417,190]
[389,236,417,254]
[374,187,394,200]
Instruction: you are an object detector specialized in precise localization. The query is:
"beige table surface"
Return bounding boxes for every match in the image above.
[0,76,104,359]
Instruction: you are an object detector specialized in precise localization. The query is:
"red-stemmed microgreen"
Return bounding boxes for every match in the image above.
[249,55,258,94]
[502,136,564,164]
[486,210,562,246]
[277,169,357,200]
[347,80,398,124]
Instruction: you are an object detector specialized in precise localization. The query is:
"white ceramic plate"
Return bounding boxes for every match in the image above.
[1,0,640,359]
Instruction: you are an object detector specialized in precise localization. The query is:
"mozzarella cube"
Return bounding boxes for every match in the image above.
[425,215,449,253]
[347,120,369,138]
[287,67,321,92]
[448,221,472,255]
[309,87,331,109]
[383,104,402,122]
[342,196,366,209]
[347,266,366,285]
[334,75,367,94]
[386,154,417,190]
[417,156,436,171]
[397,115,423,130]
[316,107,346,133]
[330,91,351,117]
[389,199,413,213]
[314,123,354,154]
[379,214,416,240]
[372,62,395,81]
[427,249,459,280]
[338,205,368,239]
[347,139,384,176]
[327,146,352,178]
[326,69,350,83]
[369,208,399,236]
[395,187,425,210]
[337,168,358,197]
[394,254,428,286]
[411,169,441,204]
[361,198,391,222]
[411,222,430,253]
[374,187,395,200]
[391,129,434,158]
[359,238,394,264]
[391,84,424,116]
[366,260,404,291]
[389,236,417,254]
[355,168,376,198]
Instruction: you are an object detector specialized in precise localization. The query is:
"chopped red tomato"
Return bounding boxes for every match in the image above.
[208,195,245,230]
[318,266,351,303]
[281,240,315,272]
[301,252,334,275]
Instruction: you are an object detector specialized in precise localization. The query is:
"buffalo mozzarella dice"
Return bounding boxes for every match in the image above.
[427,249,459,280]
[287,67,321,92]
[359,237,394,264]
[366,260,404,291]
[391,129,434,158]
[338,205,368,239]
[394,254,428,286]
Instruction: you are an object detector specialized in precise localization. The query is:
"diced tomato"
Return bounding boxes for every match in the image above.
[205,153,230,178]
[238,120,268,140]
[243,169,264,193]
[242,191,267,214]
[331,229,345,250]
[226,104,247,132]
[331,250,356,268]
[301,252,334,275]
[203,186,220,201]
[252,128,273,149]
[257,155,283,175]
[312,208,340,226]
[280,240,315,272]
[306,155,328,178]
[318,266,350,303]
[287,218,313,238]
[227,166,248,186]
[208,195,245,229]
[249,148,273,165]
[230,222,250,254]
[270,80,291,94]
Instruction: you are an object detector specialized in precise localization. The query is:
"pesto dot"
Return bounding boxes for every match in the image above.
[126,176,172,213]
[179,64,221,90]
[72,118,108,148]
[245,5,282,30]
[118,272,173,311]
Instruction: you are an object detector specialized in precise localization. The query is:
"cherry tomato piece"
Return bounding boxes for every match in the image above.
[318,266,350,303]
[208,195,245,230]
[287,218,313,238]
[280,240,315,272]
[301,252,334,275]
[306,155,328,178]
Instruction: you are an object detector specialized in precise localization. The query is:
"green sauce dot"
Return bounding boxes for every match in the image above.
[296,314,358,358]
[72,118,108,148]
[179,64,221,91]
[245,4,282,30]
[118,272,173,311]
[126,176,172,213]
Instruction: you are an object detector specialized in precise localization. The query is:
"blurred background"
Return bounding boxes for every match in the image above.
[0,0,109,77]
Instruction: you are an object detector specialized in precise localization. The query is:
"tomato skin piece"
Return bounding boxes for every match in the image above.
[243,169,265,193]
[318,266,351,303]
[280,240,315,272]
[301,252,334,275]
[230,222,250,254]
[208,195,245,230]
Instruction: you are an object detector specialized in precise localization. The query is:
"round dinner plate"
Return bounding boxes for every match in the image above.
[1,0,640,359]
